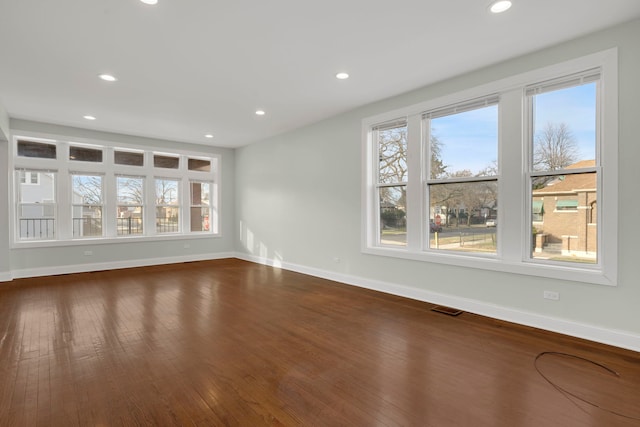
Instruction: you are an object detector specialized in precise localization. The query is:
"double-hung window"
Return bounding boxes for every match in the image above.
[375,121,408,247]
[425,96,499,254]
[155,178,180,233]
[71,174,104,237]
[363,49,617,285]
[116,176,145,236]
[16,170,57,240]
[190,181,212,232]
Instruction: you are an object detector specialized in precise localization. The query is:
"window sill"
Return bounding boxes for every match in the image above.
[12,232,221,249]
[362,245,615,287]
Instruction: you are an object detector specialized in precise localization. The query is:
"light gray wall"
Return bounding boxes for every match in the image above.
[8,119,235,274]
[235,19,640,337]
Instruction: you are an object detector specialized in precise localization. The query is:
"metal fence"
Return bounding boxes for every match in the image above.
[19,218,55,239]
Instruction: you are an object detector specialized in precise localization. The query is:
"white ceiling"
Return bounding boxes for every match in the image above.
[1,1,640,148]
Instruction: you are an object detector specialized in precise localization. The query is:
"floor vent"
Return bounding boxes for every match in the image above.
[431,305,463,316]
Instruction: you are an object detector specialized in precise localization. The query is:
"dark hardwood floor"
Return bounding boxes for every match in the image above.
[0,259,638,426]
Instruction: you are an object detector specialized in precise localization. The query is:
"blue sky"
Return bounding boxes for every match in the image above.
[431,83,596,175]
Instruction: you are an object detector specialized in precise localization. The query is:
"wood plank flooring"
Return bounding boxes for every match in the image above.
[1,258,639,426]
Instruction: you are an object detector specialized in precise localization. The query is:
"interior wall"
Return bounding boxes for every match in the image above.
[235,19,640,347]
[7,119,236,277]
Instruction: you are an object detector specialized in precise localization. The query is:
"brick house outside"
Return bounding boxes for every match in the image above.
[532,160,597,259]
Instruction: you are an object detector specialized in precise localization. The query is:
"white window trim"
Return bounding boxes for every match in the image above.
[10,132,222,248]
[362,48,618,286]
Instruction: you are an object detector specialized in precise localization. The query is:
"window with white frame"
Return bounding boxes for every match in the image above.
[425,96,499,254]
[527,70,599,264]
[116,175,145,236]
[376,121,408,247]
[16,169,57,240]
[155,178,180,233]
[363,49,617,286]
[12,137,220,244]
[190,181,212,232]
[71,174,103,237]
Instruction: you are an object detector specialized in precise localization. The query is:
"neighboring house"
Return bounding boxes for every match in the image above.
[532,160,597,258]
[18,171,56,239]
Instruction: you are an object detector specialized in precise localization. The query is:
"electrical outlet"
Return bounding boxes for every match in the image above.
[84,250,93,256]
[543,290,559,301]
[183,243,190,249]
[333,257,341,264]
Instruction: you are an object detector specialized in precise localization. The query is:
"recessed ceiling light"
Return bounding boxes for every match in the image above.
[205,134,214,139]
[83,115,96,120]
[336,72,349,80]
[99,74,117,82]
[255,110,266,116]
[140,0,158,4]
[489,0,512,13]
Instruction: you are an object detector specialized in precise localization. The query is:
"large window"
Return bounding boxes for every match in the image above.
[117,176,145,236]
[376,121,408,247]
[155,178,180,233]
[527,71,599,264]
[12,137,220,244]
[425,97,499,254]
[16,170,56,240]
[363,50,617,286]
[71,174,103,237]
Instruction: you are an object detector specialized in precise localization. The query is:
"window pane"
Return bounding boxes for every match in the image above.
[72,206,103,237]
[114,150,144,166]
[428,180,497,254]
[154,155,179,169]
[531,172,597,264]
[379,186,406,246]
[190,182,210,206]
[430,104,498,179]
[117,207,143,235]
[17,140,57,159]
[190,207,210,232]
[532,82,596,171]
[378,124,407,184]
[70,146,102,162]
[188,158,211,172]
[156,206,179,233]
[17,170,56,240]
[155,179,179,205]
[117,176,144,205]
[72,175,103,204]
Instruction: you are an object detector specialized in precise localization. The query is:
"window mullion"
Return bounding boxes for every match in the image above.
[405,114,422,251]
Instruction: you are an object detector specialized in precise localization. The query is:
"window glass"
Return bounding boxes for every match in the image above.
[376,122,407,247]
[155,178,180,233]
[530,81,597,264]
[117,176,144,235]
[71,175,103,237]
[70,146,103,162]
[16,170,56,240]
[532,83,597,171]
[188,158,211,172]
[190,181,211,232]
[114,150,144,166]
[428,181,498,254]
[426,102,498,254]
[430,104,498,179]
[18,140,57,159]
[154,155,180,169]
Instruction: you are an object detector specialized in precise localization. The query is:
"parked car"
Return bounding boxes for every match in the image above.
[429,221,443,233]
[486,218,497,227]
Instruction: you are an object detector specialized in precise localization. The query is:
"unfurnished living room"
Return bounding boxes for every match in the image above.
[1,1,640,426]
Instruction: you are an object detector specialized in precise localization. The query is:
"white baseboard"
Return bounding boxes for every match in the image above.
[9,252,236,280]
[0,271,12,282]
[236,252,640,353]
